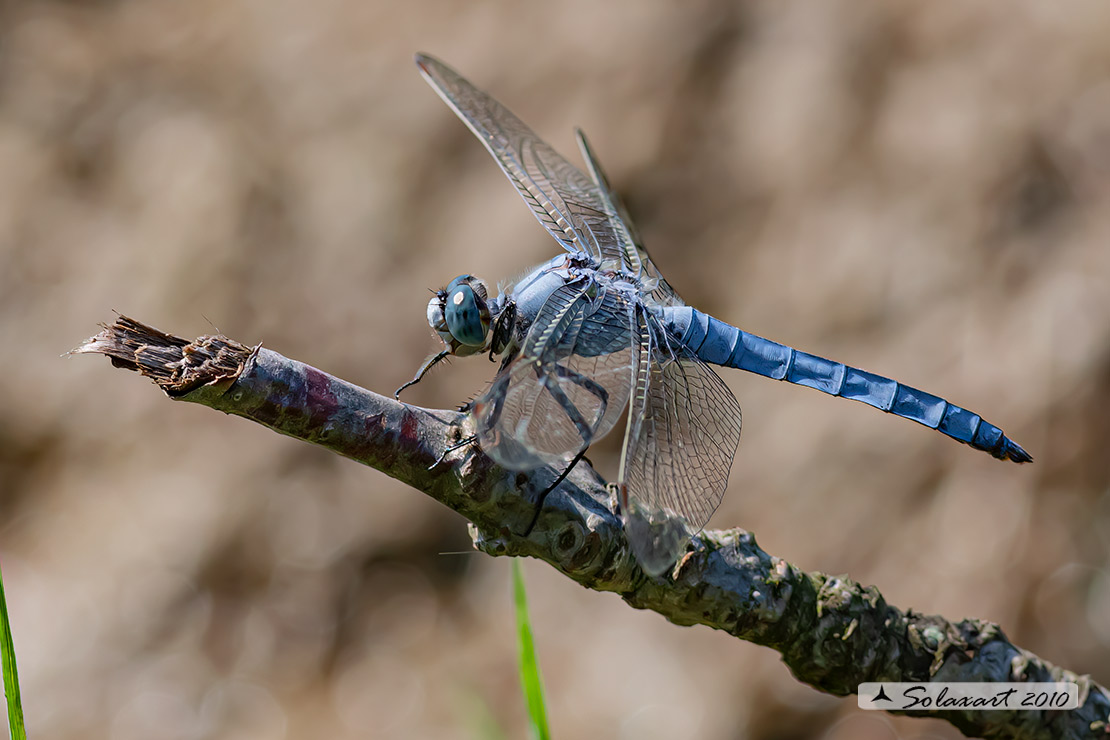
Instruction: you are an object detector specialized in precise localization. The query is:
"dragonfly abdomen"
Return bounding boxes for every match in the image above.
[662,306,1031,463]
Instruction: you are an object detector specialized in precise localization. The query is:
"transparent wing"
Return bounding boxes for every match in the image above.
[619,310,743,575]
[574,130,683,308]
[416,53,640,272]
[471,281,635,469]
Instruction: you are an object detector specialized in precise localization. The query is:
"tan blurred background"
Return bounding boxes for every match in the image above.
[2,1,1109,738]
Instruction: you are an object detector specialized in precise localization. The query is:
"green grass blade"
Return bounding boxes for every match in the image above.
[0,560,26,740]
[512,560,550,740]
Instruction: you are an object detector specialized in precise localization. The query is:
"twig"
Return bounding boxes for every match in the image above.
[73,315,1110,740]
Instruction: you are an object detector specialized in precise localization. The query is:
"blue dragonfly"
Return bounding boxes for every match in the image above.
[399,54,1031,576]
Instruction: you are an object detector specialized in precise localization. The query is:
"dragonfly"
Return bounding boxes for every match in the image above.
[398,53,1031,576]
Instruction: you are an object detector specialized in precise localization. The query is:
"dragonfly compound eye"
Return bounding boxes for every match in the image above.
[444,275,490,347]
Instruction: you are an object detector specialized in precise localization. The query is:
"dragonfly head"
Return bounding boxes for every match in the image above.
[428,275,491,353]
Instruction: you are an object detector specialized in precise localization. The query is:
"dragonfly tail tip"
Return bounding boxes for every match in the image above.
[1001,438,1033,464]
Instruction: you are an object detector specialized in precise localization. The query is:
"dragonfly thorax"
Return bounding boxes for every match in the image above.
[428,274,492,355]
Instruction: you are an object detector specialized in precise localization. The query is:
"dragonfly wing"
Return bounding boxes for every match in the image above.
[416,54,638,271]
[472,281,635,469]
[574,129,683,307]
[618,310,743,575]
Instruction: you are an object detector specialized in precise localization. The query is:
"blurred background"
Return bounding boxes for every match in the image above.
[2,1,1108,738]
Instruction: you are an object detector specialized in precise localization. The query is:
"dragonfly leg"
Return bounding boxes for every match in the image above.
[606,482,622,517]
[481,362,607,451]
[552,364,608,408]
[540,374,597,447]
[476,373,511,431]
[517,363,607,535]
[540,363,609,446]
[394,349,451,399]
[521,446,589,537]
[481,358,609,442]
[455,389,483,413]
[488,300,516,359]
[428,434,477,470]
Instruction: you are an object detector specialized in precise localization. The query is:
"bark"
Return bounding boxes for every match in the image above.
[73,315,1110,740]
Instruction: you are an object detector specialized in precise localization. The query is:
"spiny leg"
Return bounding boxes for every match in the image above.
[395,349,450,399]
[539,374,595,446]
[480,373,511,431]
[488,301,516,359]
[521,446,589,537]
[428,434,478,470]
[551,363,609,419]
[484,360,603,453]
[518,364,608,534]
[606,482,623,517]
[538,362,610,447]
